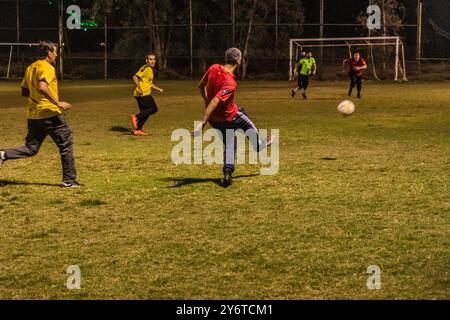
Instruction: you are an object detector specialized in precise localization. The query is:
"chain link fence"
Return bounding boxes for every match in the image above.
[0,0,449,80]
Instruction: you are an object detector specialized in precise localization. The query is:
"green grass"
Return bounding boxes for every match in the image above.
[0,79,449,299]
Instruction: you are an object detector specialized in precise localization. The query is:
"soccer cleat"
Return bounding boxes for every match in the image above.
[130,114,138,130]
[357,93,361,99]
[223,170,233,188]
[133,130,148,136]
[302,93,307,99]
[61,181,81,188]
[291,89,296,98]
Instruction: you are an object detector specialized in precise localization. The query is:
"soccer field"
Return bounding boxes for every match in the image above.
[0,80,449,299]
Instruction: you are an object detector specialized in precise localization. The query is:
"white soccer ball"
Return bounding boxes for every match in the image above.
[337,100,356,116]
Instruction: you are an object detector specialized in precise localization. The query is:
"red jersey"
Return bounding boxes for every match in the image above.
[347,58,367,76]
[203,64,238,122]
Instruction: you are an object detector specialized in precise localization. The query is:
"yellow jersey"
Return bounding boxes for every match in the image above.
[133,65,153,97]
[21,60,61,120]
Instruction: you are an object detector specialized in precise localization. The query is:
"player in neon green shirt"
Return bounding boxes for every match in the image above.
[291,51,317,99]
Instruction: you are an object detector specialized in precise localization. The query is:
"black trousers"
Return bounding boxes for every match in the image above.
[209,107,268,174]
[349,75,363,93]
[298,75,309,90]
[3,115,77,183]
[135,95,158,130]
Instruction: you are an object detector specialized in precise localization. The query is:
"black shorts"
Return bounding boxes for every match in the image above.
[298,74,309,89]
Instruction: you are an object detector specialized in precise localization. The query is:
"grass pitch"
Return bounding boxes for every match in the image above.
[0,79,449,299]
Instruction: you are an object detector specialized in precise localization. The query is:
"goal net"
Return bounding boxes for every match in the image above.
[0,43,40,80]
[289,37,407,81]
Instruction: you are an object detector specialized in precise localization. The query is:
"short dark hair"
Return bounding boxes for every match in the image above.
[37,41,56,58]
[146,52,156,58]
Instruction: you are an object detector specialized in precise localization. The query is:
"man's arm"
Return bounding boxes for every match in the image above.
[342,59,350,72]
[354,61,368,72]
[311,63,317,75]
[38,80,71,110]
[151,83,164,93]
[360,60,368,71]
[132,75,143,96]
[192,96,220,136]
[198,72,208,106]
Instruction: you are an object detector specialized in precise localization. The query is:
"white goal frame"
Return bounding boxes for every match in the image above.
[0,42,40,79]
[289,36,407,81]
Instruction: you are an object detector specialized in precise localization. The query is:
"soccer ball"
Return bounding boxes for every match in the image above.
[337,100,355,116]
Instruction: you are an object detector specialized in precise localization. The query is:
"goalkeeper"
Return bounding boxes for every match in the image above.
[291,51,317,99]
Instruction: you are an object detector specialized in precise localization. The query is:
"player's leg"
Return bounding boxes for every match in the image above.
[136,95,158,131]
[210,122,236,187]
[301,75,309,99]
[1,119,47,165]
[356,76,362,98]
[131,98,140,130]
[232,107,273,152]
[46,115,78,187]
[292,77,301,97]
[349,75,356,96]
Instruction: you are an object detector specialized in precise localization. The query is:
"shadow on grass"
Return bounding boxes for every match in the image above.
[0,180,61,187]
[110,126,132,134]
[162,174,260,188]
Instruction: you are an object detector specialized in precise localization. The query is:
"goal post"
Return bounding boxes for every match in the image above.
[289,37,407,81]
[0,43,40,80]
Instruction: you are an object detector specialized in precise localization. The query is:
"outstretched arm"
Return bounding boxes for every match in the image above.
[151,83,164,93]
[192,96,220,136]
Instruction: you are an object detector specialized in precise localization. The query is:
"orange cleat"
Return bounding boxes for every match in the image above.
[130,114,138,130]
[133,130,148,136]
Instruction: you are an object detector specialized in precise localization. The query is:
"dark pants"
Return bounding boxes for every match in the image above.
[298,75,309,90]
[2,115,77,183]
[349,75,362,95]
[209,107,268,174]
[135,95,158,130]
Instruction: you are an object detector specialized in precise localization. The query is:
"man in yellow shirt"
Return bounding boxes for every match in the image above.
[130,53,164,136]
[0,41,79,188]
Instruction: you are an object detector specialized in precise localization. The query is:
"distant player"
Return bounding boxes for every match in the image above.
[193,48,273,188]
[0,41,79,188]
[291,51,316,99]
[130,53,164,136]
[343,52,367,99]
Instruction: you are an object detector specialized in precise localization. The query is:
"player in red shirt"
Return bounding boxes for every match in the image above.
[193,48,273,187]
[343,52,367,98]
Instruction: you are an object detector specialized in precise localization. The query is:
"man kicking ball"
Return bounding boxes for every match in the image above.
[193,48,273,188]
[130,53,164,136]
